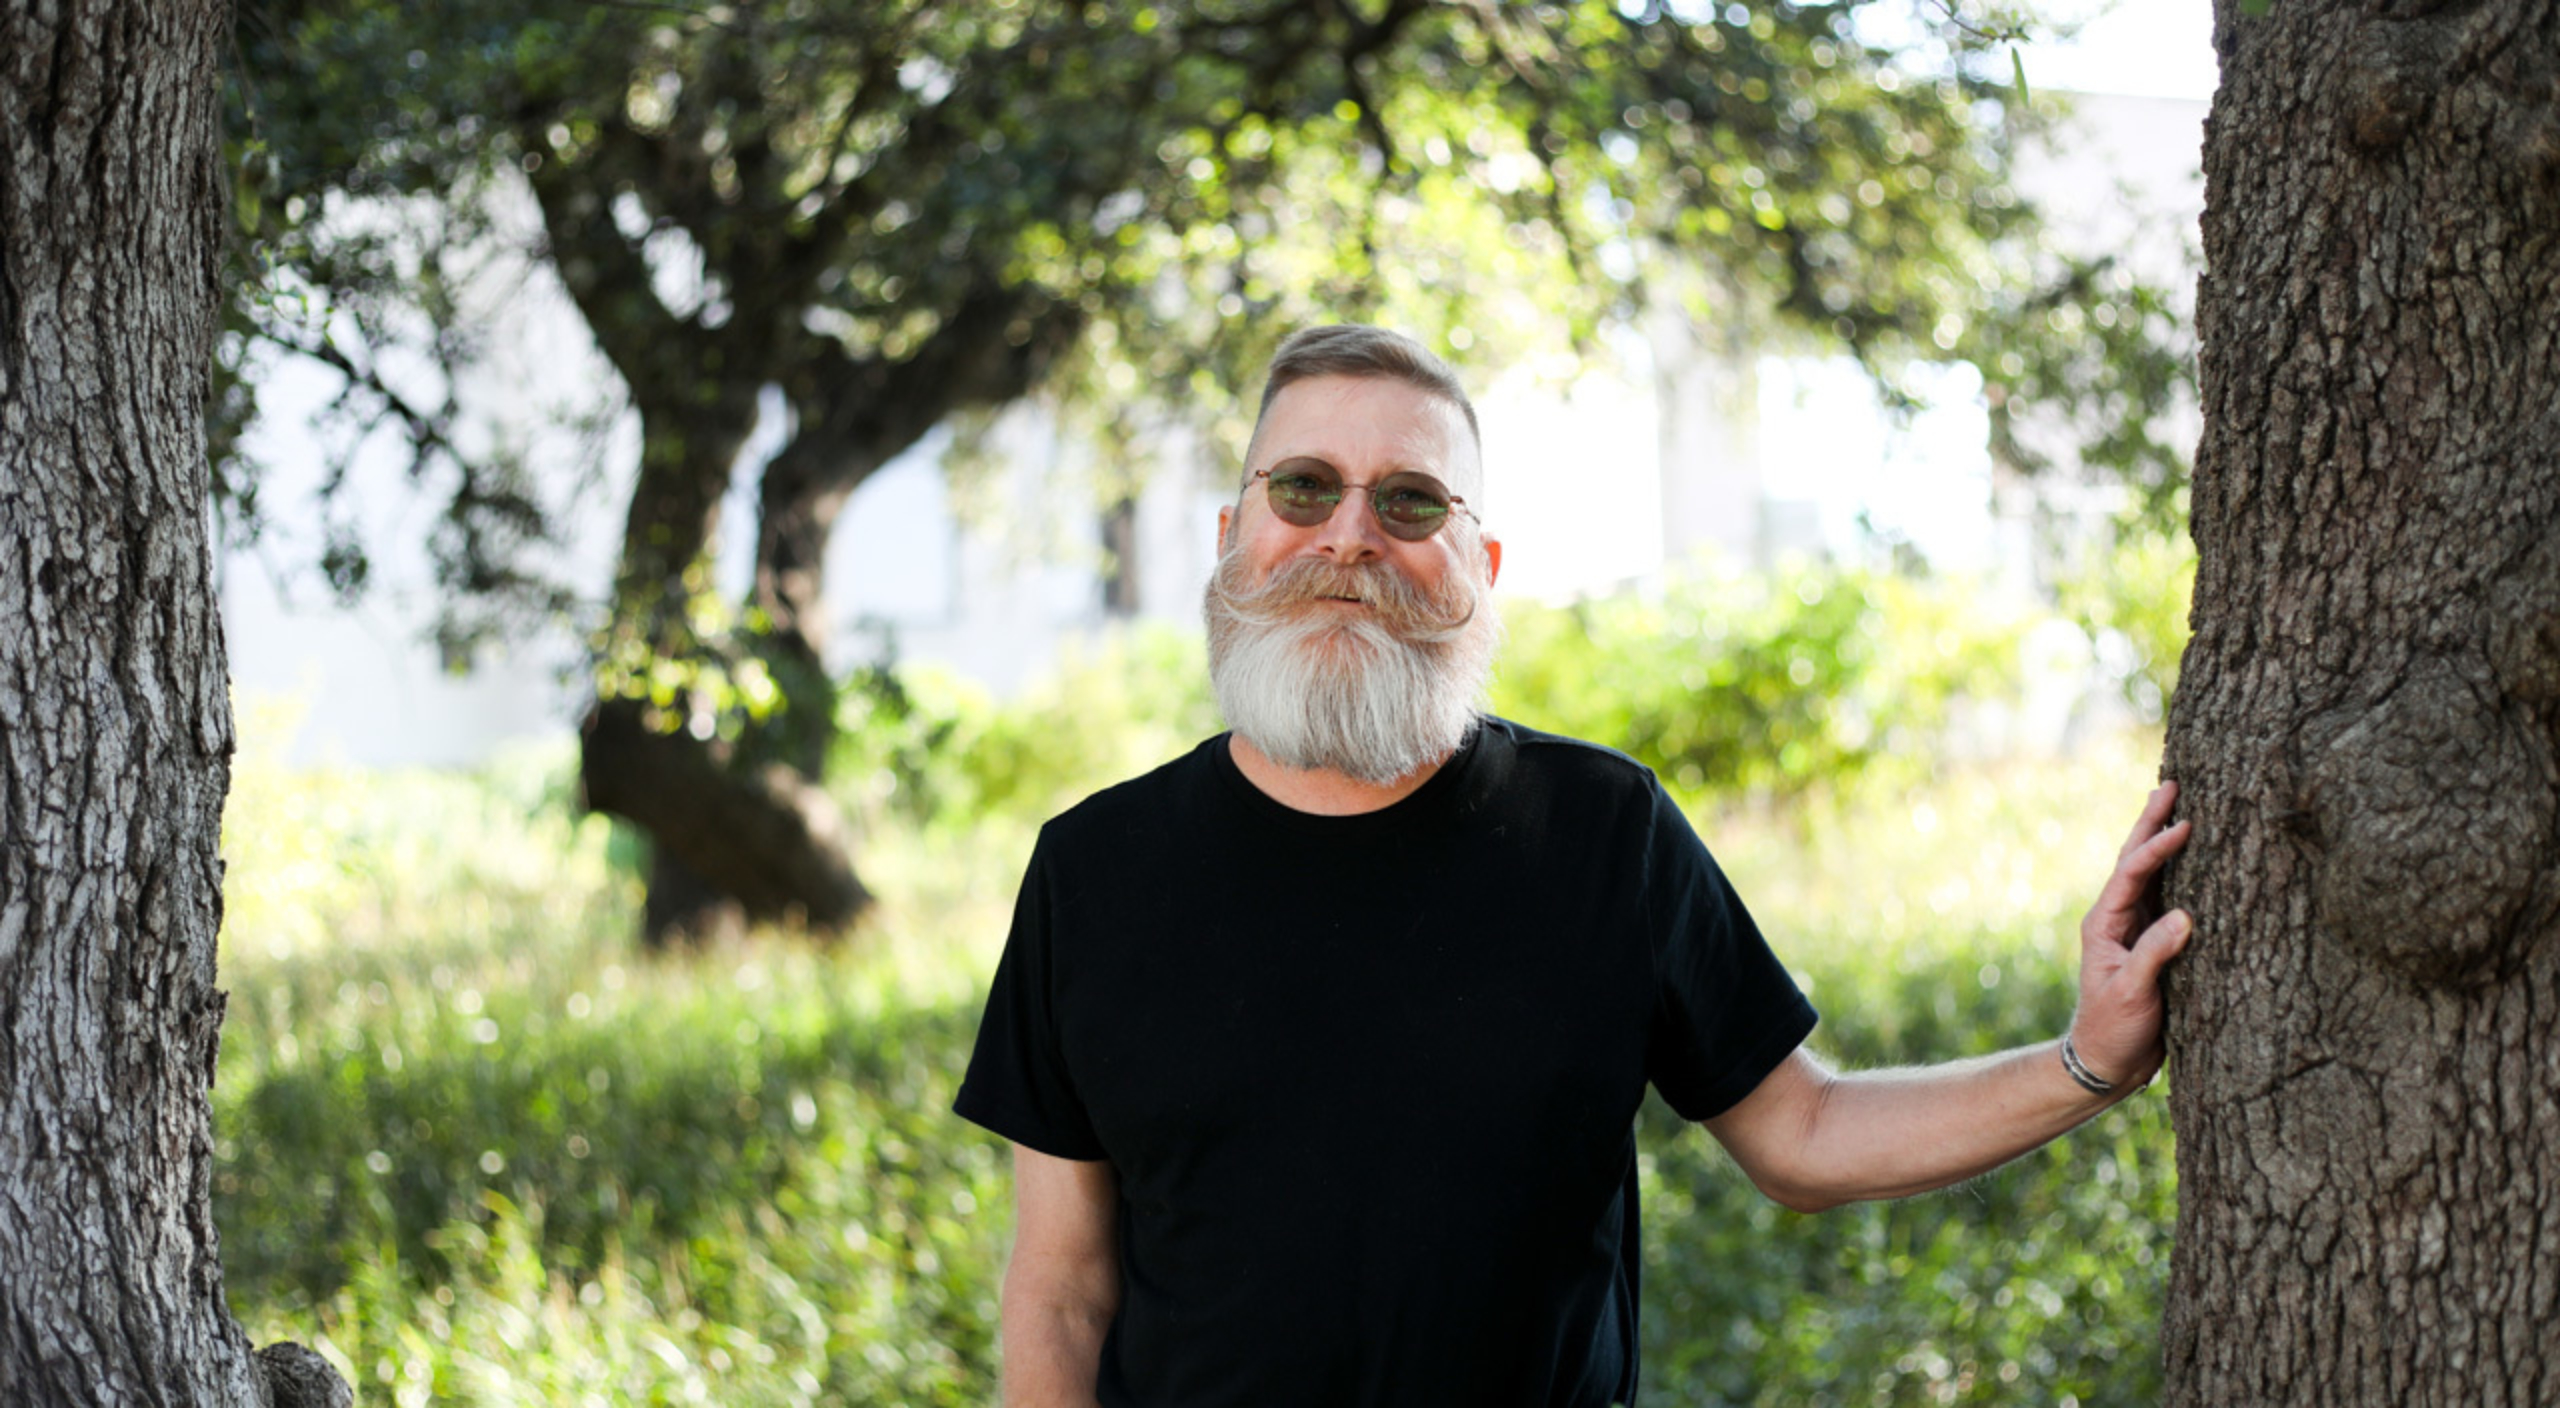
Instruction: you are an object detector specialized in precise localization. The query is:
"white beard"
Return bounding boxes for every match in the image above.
[1201,544,1503,786]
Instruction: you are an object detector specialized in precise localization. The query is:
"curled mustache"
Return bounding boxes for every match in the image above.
[1205,553,1480,644]
[1202,538,1503,785]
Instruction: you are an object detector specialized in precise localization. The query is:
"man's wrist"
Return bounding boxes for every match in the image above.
[2058,1032,2117,1097]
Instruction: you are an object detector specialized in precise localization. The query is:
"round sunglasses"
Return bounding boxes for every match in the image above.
[1251,458,1477,542]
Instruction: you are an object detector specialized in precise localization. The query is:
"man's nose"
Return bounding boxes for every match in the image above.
[1308,487,1391,562]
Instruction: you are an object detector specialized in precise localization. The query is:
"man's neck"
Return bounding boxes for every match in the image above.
[1226,733,1450,816]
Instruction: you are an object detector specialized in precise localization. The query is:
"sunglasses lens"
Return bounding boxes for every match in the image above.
[1263,463,1342,526]
[1374,477,1453,541]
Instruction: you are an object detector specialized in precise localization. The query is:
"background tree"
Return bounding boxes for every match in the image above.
[226,0,2187,946]
[0,1,346,1404]
[2161,0,2560,1401]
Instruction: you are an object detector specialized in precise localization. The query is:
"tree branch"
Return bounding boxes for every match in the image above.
[256,320,457,464]
[520,122,703,409]
[771,284,1083,506]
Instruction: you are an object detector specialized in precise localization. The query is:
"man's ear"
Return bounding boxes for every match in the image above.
[1217,503,1233,555]
[1482,533,1503,587]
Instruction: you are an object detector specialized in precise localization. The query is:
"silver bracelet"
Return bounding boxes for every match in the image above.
[2059,1034,2116,1096]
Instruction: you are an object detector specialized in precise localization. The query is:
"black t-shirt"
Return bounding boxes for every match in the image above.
[954,718,1816,1407]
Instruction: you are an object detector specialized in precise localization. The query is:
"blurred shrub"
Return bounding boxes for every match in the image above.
[1492,561,2037,801]
[825,563,2048,840]
[830,624,1217,837]
[2051,525,2195,725]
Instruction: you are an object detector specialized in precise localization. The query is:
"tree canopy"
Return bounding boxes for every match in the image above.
[221,0,2192,940]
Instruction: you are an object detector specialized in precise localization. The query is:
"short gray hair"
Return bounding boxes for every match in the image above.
[1249,325,1482,460]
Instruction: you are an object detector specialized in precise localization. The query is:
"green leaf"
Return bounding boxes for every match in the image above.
[2011,48,2030,108]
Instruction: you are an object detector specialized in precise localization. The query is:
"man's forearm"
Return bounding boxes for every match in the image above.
[1716,785,2193,1215]
[1735,1041,2127,1213]
[1000,1262,1117,1408]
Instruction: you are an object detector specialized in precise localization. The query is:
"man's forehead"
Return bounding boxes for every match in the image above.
[1252,375,1483,490]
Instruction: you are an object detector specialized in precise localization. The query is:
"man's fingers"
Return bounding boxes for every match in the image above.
[2117,908,2193,986]
[2129,819,2193,876]
[2116,781,2181,859]
[2120,818,2191,888]
[2092,819,2192,920]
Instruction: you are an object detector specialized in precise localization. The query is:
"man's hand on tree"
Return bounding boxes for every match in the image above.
[2067,781,2194,1092]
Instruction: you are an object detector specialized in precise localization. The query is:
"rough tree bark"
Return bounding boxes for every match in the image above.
[0,0,348,1404]
[2161,1,2560,1403]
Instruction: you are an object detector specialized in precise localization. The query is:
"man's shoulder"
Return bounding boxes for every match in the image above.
[1480,716,1662,793]
[1038,734,1228,849]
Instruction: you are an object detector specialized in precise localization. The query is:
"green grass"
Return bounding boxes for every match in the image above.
[215,694,2175,1406]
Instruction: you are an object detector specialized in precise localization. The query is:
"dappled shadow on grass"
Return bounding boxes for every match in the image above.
[217,953,1012,1405]
[219,991,985,1299]
[217,928,2172,1408]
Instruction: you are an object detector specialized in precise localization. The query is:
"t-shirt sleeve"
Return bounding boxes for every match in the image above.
[1640,780,1818,1121]
[952,831,1110,1161]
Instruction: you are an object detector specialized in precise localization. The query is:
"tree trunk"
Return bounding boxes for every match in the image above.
[749,434,868,780]
[0,2,347,1404]
[521,143,864,948]
[578,696,870,947]
[2160,2,2560,1404]
[1101,493,1142,617]
[578,396,877,947]
[610,403,757,646]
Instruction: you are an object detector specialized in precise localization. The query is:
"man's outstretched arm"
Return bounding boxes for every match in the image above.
[1002,1145,1120,1407]
[1704,782,2194,1214]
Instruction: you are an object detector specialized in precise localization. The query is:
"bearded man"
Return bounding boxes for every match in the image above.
[953,325,2192,1407]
